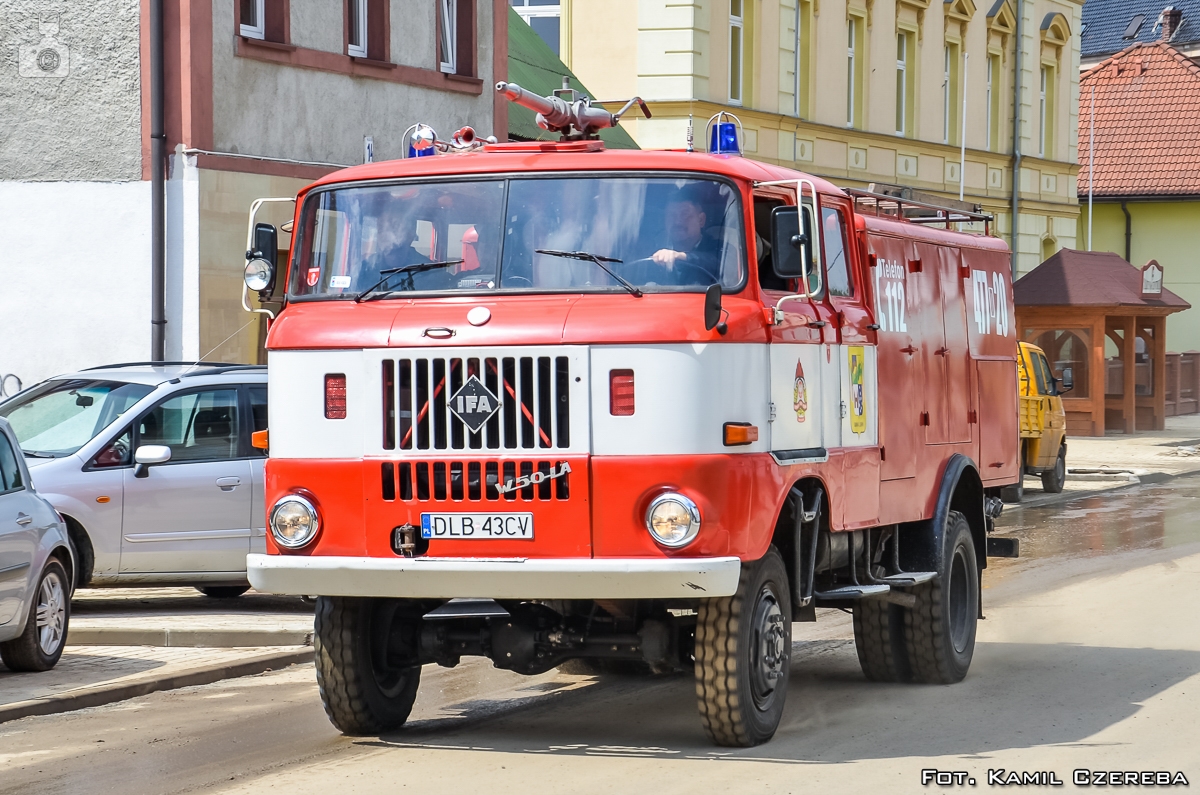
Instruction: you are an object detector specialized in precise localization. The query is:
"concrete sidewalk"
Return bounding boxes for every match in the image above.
[1010,414,1200,508]
[0,588,316,724]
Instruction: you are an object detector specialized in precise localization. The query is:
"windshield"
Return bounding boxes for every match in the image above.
[0,379,154,457]
[289,176,746,299]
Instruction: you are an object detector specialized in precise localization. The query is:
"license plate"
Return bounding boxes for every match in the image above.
[419,512,534,540]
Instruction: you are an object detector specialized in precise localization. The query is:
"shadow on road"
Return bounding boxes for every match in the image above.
[362,638,1200,764]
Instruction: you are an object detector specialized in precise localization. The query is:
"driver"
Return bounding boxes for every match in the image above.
[650,190,721,285]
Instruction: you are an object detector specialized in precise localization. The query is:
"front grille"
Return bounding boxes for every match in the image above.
[381,459,571,503]
[382,356,571,452]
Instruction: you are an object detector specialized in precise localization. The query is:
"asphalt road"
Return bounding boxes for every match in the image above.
[4,480,1200,795]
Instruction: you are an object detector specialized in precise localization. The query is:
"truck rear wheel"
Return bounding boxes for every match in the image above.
[695,547,791,747]
[903,511,978,684]
[853,598,911,682]
[314,596,422,735]
[1041,445,1067,493]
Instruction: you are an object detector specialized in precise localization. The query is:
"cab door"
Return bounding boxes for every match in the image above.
[119,388,252,576]
[818,200,879,527]
[756,192,831,456]
[0,433,36,625]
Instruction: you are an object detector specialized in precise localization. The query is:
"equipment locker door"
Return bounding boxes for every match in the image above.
[869,235,920,480]
[937,246,973,443]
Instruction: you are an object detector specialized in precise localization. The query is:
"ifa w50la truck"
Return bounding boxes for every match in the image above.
[242,83,1020,747]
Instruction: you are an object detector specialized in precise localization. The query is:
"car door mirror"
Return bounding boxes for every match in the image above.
[704,283,727,334]
[133,444,171,478]
[1059,367,1074,394]
[769,205,815,282]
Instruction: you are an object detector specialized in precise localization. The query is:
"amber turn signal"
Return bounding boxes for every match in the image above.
[252,430,270,449]
[723,422,759,446]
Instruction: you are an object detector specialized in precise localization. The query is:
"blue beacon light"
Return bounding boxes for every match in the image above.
[710,122,741,155]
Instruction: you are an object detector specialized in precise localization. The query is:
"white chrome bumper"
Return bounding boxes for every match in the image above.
[247,553,741,599]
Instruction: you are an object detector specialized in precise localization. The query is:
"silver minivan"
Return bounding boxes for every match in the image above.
[0,363,268,596]
[0,418,74,671]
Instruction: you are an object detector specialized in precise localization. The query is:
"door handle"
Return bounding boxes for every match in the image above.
[16,513,32,525]
[935,347,949,356]
[900,345,917,355]
[216,477,242,491]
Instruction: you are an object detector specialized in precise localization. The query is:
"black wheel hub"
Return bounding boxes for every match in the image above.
[948,548,972,654]
[749,584,788,710]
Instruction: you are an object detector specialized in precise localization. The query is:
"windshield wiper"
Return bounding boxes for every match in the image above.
[22,450,54,459]
[535,250,643,297]
[354,260,466,302]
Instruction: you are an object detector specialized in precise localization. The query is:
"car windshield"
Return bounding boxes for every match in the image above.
[0,379,154,458]
[288,176,746,299]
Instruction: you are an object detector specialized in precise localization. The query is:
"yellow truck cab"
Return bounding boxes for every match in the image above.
[1004,341,1071,502]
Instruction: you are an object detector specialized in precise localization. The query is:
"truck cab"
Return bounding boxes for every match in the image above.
[241,95,1019,747]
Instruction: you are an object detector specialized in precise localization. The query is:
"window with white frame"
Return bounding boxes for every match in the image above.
[793,3,802,116]
[440,0,457,72]
[896,34,907,135]
[944,46,951,144]
[730,0,744,105]
[985,55,994,150]
[1039,65,1048,157]
[347,0,368,58]
[846,18,857,127]
[240,0,265,39]
[511,0,562,56]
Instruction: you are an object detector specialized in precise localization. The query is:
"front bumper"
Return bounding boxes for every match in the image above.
[247,553,741,599]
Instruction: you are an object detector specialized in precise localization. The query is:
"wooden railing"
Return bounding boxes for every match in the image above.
[1166,352,1200,416]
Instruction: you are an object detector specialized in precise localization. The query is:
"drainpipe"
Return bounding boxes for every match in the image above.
[150,0,166,361]
[1009,0,1024,280]
[1121,200,1132,262]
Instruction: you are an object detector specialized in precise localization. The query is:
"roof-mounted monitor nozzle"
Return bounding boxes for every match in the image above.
[496,77,651,140]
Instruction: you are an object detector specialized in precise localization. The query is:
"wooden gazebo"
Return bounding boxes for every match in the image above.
[1014,250,1190,436]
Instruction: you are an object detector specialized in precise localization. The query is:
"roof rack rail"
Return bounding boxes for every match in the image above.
[845,186,992,234]
[81,361,246,371]
[178,364,267,378]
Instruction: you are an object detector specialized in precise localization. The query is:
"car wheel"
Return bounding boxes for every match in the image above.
[1041,445,1067,493]
[197,585,251,599]
[0,559,71,672]
[903,512,979,684]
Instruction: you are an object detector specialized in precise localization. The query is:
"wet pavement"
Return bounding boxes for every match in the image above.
[4,478,1200,795]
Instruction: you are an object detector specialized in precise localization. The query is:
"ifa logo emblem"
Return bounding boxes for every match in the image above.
[447,375,502,432]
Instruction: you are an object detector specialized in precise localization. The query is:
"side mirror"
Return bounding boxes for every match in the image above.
[244,223,278,295]
[1059,367,1074,394]
[769,205,815,285]
[704,283,727,334]
[133,444,171,478]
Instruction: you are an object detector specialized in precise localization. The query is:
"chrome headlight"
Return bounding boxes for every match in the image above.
[270,494,320,549]
[244,258,274,292]
[645,493,701,548]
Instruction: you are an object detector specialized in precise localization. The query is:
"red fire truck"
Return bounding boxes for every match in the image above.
[243,83,1019,747]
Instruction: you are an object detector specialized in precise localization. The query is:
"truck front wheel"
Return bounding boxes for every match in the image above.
[1041,445,1067,493]
[903,511,978,684]
[314,596,422,735]
[695,547,791,747]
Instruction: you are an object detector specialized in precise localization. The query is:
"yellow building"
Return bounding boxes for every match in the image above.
[554,0,1082,275]
[1078,39,1200,351]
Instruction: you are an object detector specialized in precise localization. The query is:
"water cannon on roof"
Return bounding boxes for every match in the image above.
[496,77,651,140]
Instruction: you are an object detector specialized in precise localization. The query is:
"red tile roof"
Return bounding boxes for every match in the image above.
[1078,42,1200,198]
[1014,249,1190,309]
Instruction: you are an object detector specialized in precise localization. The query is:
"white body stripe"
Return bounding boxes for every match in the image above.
[268,343,875,460]
[590,344,771,456]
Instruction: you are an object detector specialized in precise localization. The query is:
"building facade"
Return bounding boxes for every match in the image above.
[554,0,1082,276]
[1,0,505,387]
[1077,36,1200,351]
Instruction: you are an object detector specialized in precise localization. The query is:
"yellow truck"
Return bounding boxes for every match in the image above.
[1002,341,1071,502]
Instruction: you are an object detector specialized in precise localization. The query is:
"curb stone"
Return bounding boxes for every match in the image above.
[0,648,314,725]
[65,627,315,647]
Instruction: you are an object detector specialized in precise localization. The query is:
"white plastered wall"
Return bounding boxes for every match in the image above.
[0,181,152,388]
